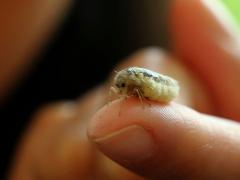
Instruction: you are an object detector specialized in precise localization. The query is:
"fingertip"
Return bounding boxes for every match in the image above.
[88,97,240,179]
[88,97,174,140]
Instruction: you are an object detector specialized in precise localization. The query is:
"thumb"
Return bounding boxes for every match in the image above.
[88,98,240,179]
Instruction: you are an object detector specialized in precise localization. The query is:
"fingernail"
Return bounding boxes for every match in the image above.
[93,125,155,162]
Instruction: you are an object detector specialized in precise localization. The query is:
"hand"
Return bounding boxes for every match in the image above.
[9,0,240,179]
[88,0,240,179]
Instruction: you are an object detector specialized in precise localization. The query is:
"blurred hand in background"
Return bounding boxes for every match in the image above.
[6,0,240,179]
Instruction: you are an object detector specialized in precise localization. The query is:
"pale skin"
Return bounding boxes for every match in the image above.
[4,0,240,179]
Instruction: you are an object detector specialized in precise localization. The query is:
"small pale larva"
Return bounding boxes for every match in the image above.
[112,67,180,103]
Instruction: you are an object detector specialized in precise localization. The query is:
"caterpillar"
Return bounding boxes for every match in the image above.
[112,67,180,103]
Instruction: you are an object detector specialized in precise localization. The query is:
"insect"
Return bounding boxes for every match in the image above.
[112,67,180,103]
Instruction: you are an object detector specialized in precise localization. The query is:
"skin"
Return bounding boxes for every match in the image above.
[0,0,72,103]
[5,0,240,179]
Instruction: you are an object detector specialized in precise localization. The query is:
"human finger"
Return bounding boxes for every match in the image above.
[8,87,104,180]
[169,0,240,120]
[88,97,240,179]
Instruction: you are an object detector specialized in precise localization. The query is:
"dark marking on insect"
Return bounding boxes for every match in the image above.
[153,76,161,82]
[143,71,153,78]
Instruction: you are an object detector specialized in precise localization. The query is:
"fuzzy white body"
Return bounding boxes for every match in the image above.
[113,67,179,103]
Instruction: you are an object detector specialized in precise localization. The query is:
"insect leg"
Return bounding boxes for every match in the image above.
[134,88,143,103]
[134,88,148,109]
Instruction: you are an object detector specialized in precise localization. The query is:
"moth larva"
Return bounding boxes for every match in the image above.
[112,67,180,103]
